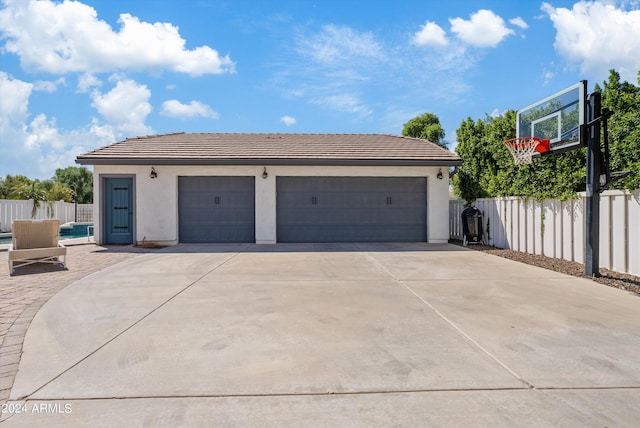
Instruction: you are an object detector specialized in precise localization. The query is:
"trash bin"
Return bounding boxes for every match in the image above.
[461,206,484,246]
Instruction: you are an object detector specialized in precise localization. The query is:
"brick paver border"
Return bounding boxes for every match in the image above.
[0,244,153,405]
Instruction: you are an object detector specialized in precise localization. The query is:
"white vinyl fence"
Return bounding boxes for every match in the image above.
[450,189,640,276]
[0,199,93,232]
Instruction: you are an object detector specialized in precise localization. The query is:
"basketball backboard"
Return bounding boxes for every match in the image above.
[516,80,587,155]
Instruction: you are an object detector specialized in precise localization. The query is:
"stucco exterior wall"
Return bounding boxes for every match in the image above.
[93,165,451,245]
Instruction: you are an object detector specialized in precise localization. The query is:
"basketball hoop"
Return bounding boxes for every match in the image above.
[503,137,550,165]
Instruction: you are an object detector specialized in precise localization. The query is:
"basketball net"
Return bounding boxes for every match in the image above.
[503,137,549,165]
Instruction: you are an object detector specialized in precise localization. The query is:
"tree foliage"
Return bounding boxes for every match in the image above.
[53,166,94,203]
[0,166,93,206]
[454,69,639,203]
[402,112,448,149]
[595,70,640,190]
[12,181,51,218]
[0,175,31,199]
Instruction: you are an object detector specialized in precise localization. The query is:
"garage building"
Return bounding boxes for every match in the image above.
[76,133,461,245]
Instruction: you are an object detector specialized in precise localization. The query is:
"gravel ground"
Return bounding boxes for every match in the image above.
[452,241,640,295]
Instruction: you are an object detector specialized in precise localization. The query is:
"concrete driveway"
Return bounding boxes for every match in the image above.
[3,243,639,427]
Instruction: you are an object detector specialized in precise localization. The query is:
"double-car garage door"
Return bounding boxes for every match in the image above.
[178,176,427,243]
[277,177,426,242]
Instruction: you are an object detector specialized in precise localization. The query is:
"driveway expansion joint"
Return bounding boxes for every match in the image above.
[355,246,536,391]
[18,386,536,401]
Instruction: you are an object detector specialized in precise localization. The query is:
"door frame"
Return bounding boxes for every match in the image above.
[100,174,136,245]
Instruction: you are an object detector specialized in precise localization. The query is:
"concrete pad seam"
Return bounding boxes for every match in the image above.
[0,412,15,423]
[19,251,244,401]
[354,245,535,391]
[536,386,640,391]
[15,386,536,401]
[396,282,536,390]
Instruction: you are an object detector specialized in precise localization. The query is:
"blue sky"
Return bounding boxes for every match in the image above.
[1,0,639,179]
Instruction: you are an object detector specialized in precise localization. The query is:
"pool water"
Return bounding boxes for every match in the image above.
[0,222,93,244]
[60,222,93,237]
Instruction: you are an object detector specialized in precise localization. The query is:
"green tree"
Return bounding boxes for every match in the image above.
[453,117,489,202]
[596,69,640,190]
[12,180,52,218]
[41,181,75,202]
[402,112,448,149]
[0,175,32,199]
[53,166,93,203]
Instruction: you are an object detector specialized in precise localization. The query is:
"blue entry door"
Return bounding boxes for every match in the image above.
[104,177,133,244]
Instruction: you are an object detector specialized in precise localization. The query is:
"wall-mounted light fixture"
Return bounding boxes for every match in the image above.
[262,167,268,179]
[150,167,158,179]
[436,168,444,180]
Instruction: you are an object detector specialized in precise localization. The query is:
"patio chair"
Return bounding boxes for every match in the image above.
[8,220,67,274]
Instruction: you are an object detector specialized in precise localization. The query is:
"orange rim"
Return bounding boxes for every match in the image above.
[503,137,550,154]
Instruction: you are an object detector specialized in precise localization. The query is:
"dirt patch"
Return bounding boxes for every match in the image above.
[452,241,640,295]
[134,243,167,249]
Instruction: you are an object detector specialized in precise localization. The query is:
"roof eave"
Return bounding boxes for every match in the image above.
[75,157,463,167]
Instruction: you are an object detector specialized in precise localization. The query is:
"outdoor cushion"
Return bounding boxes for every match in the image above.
[8,220,67,274]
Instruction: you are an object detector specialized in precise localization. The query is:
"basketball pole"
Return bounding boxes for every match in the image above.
[584,91,602,277]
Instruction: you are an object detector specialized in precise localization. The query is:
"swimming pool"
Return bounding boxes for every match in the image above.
[60,222,93,237]
[0,222,94,245]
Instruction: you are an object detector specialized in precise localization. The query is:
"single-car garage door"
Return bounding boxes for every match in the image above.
[179,176,255,243]
[277,177,426,243]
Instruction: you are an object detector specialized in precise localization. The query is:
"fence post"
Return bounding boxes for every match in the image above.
[629,190,640,276]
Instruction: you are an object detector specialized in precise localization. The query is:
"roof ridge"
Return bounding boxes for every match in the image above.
[196,132,395,136]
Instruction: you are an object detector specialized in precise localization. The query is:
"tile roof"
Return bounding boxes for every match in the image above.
[76,133,461,166]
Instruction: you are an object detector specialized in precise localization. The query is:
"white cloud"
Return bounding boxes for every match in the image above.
[489,108,503,118]
[297,24,384,65]
[429,44,473,72]
[0,0,234,76]
[77,73,102,94]
[90,78,153,136]
[160,100,219,119]
[274,25,386,118]
[311,93,372,117]
[25,114,67,151]
[280,116,296,126]
[450,9,515,47]
[33,77,66,93]
[23,115,114,177]
[0,72,115,179]
[279,21,476,120]
[509,17,529,29]
[542,1,640,82]
[0,72,32,126]
[413,21,449,47]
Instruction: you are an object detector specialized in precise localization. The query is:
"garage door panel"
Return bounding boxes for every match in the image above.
[190,224,253,242]
[179,176,255,243]
[278,225,425,243]
[281,208,424,225]
[277,177,426,243]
